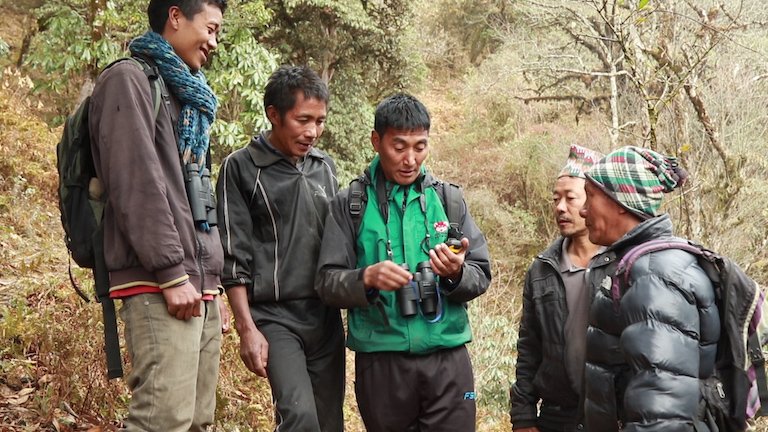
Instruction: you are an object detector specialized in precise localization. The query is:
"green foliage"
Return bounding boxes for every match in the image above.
[469,310,517,411]
[25,0,145,87]
[322,72,376,183]
[0,38,9,58]
[207,1,278,159]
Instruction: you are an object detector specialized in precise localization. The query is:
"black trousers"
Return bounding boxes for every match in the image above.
[538,425,585,432]
[354,345,476,432]
[258,306,345,432]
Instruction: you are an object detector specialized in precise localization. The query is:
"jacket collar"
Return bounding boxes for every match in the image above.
[246,130,326,168]
[606,214,674,253]
[363,154,434,191]
[538,236,566,265]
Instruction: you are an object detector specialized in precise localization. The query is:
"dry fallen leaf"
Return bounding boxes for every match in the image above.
[8,394,29,405]
[38,374,54,385]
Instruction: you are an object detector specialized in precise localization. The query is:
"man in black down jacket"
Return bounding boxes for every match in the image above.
[510,145,603,432]
[216,66,344,431]
[581,146,720,431]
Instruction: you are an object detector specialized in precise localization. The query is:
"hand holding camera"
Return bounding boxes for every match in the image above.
[429,237,469,280]
[445,238,463,253]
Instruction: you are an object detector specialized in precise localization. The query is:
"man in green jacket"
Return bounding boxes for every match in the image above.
[315,93,491,432]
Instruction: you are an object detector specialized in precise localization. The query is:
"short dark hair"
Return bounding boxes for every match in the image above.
[147,0,228,33]
[373,93,430,138]
[263,65,329,117]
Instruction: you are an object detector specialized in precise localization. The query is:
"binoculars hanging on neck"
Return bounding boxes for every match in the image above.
[184,162,217,228]
[397,262,438,317]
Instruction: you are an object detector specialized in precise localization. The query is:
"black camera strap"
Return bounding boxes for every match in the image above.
[374,170,396,261]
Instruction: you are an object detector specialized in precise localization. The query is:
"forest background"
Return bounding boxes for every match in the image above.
[1,0,768,430]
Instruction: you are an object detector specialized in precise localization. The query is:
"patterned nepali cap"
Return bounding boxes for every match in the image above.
[585,146,688,218]
[558,144,603,179]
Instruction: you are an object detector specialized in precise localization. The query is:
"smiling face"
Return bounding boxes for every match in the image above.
[372,127,429,185]
[552,176,588,239]
[267,92,327,163]
[164,3,222,72]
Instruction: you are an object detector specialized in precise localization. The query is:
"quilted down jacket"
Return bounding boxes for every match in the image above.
[583,215,720,432]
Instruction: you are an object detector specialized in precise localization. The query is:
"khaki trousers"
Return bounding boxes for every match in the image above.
[119,293,221,432]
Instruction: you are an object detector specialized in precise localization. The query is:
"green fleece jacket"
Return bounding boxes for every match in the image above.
[315,156,492,354]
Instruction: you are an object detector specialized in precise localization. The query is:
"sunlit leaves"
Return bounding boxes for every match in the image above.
[208,21,278,156]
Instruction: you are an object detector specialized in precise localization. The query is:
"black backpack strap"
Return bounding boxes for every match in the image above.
[67,260,91,303]
[129,54,169,119]
[438,181,464,239]
[93,226,122,379]
[349,171,370,235]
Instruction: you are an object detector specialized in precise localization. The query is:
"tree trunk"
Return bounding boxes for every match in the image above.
[88,0,107,78]
[608,60,620,147]
[16,19,35,68]
[319,23,336,83]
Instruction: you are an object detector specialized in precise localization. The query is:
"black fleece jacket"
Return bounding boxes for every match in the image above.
[216,132,338,303]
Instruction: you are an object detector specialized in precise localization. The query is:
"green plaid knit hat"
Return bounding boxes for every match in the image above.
[558,144,603,179]
[585,146,688,218]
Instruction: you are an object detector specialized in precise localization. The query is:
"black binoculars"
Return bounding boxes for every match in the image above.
[398,262,438,317]
[184,163,217,228]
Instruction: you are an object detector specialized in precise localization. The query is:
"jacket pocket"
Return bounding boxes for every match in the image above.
[200,227,224,278]
[530,275,566,343]
[249,274,263,302]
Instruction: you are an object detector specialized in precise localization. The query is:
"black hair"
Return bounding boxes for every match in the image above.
[147,0,228,33]
[263,65,329,117]
[373,93,430,138]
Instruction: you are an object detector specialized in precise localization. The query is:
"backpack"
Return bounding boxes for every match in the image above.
[56,55,168,379]
[348,171,465,240]
[612,239,768,431]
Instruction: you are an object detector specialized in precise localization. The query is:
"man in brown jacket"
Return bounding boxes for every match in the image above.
[88,0,227,430]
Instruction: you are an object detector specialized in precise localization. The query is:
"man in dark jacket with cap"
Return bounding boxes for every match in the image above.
[511,144,603,432]
[216,65,344,431]
[580,146,719,431]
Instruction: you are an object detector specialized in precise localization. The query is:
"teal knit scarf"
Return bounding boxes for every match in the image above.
[128,31,217,168]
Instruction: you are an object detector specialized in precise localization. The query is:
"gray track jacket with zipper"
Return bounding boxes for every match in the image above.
[216,131,338,302]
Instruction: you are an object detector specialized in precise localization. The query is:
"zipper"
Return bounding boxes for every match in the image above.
[256,179,281,301]
[195,234,205,293]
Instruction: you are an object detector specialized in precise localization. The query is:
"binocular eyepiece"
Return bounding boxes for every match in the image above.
[185,163,217,229]
[397,262,438,317]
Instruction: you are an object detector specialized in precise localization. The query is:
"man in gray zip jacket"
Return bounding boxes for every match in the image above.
[216,65,343,431]
[511,145,603,432]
